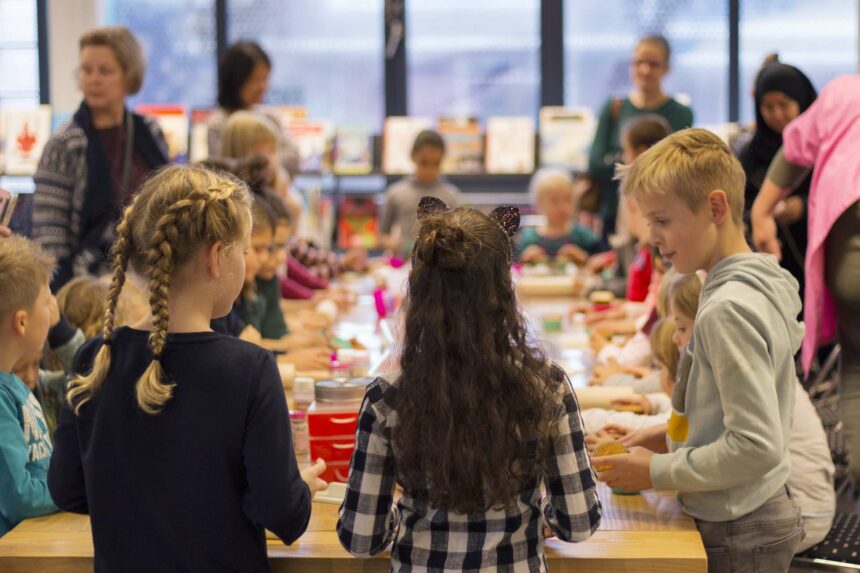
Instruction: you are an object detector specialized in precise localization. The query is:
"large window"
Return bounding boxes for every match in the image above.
[564,0,729,125]
[739,0,858,123]
[228,0,384,129]
[406,0,540,121]
[106,0,217,109]
[0,0,39,107]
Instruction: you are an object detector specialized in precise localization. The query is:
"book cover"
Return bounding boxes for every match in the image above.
[2,105,52,176]
[485,116,535,174]
[337,196,378,249]
[189,108,214,163]
[136,104,188,163]
[437,115,483,174]
[284,119,334,173]
[382,116,432,175]
[333,126,373,175]
[539,106,596,170]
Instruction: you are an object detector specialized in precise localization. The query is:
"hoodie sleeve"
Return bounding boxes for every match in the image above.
[0,388,58,525]
[650,300,785,492]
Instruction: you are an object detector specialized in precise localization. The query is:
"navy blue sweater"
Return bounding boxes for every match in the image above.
[48,327,310,572]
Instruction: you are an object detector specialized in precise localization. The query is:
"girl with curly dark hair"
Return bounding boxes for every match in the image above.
[337,197,601,571]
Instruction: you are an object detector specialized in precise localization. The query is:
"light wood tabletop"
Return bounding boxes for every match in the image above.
[0,483,705,572]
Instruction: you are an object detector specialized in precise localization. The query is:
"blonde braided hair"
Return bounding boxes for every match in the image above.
[67,165,252,414]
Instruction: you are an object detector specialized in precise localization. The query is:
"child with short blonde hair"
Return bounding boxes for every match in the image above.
[0,236,59,536]
[48,165,327,570]
[596,128,805,572]
[518,167,604,264]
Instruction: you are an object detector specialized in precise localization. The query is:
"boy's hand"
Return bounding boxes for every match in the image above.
[520,245,549,264]
[593,446,654,493]
[288,348,332,371]
[611,395,652,415]
[0,225,10,238]
[300,458,329,498]
[48,295,61,327]
[557,244,589,265]
[617,423,668,453]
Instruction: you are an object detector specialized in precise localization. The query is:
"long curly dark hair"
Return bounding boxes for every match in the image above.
[393,206,562,514]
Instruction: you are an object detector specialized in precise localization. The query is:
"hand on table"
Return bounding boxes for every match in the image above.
[286,348,332,371]
[610,395,652,415]
[301,458,329,498]
[557,244,589,266]
[593,446,655,493]
[520,245,549,264]
[617,423,668,453]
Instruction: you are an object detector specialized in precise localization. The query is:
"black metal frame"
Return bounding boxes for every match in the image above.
[33,1,748,129]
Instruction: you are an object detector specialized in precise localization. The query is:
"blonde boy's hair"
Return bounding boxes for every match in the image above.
[529,167,573,207]
[617,128,746,225]
[67,165,252,415]
[80,26,146,95]
[57,277,110,339]
[0,236,55,319]
[221,111,279,160]
[650,317,679,380]
[668,271,704,321]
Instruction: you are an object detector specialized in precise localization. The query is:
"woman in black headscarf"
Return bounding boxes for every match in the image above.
[740,61,817,298]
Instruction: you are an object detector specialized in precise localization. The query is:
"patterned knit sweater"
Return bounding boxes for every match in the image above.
[32,111,166,286]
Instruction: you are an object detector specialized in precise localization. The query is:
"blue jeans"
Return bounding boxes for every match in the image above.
[694,486,804,573]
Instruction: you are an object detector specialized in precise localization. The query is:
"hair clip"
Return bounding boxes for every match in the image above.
[488,205,521,239]
[417,196,449,220]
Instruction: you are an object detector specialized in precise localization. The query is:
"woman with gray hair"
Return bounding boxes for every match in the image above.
[32,26,168,290]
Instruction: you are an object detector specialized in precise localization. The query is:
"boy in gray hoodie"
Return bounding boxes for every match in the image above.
[593,128,805,573]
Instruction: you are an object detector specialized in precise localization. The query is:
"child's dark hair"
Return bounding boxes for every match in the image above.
[394,206,561,513]
[411,129,445,156]
[260,190,291,226]
[622,114,671,151]
[217,40,271,111]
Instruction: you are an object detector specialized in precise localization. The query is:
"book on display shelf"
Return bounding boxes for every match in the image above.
[2,105,52,176]
[136,104,188,163]
[284,118,334,173]
[189,108,214,163]
[382,116,432,175]
[333,126,373,175]
[485,116,535,174]
[437,115,482,174]
[539,106,596,170]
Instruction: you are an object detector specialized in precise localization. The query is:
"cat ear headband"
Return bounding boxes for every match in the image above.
[417,196,521,239]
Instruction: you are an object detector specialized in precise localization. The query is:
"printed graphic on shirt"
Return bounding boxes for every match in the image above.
[21,393,52,462]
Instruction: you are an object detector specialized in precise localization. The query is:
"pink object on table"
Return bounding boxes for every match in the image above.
[780,75,860,374]
[373,288,388,319]
[388,256,405,269]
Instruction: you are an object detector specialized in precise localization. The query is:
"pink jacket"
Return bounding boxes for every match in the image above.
[781,75,860,374]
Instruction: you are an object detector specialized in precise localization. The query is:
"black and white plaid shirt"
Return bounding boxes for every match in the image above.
[337,373,602,572]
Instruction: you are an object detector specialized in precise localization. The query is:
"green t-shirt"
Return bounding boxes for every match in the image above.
[254,276,289,340]
[588,96,694,233]
[516,225,603,259]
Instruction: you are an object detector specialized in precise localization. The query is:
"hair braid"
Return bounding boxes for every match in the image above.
[67,199,138,413]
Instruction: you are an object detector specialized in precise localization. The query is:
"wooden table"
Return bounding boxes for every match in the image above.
[0,484,705,572]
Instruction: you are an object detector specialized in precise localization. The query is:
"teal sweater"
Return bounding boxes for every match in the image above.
[0,371,58,536]
[516,225,603,259]
[588,97,693,234]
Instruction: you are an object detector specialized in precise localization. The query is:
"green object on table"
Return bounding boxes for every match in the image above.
[331,337,352,349]
[612,488,640,496]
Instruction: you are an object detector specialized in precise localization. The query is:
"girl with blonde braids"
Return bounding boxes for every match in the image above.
[47,165,327,572]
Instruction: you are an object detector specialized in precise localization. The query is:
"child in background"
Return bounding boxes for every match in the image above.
[518,167,606,264]
[379,130,462,254]
[594,129,804,571]
[48,165,327,571]
[0,236,59,536]
[338,197,601,568]
[583,316,677,437]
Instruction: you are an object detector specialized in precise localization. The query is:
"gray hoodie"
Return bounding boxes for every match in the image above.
[650,254,804,522]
